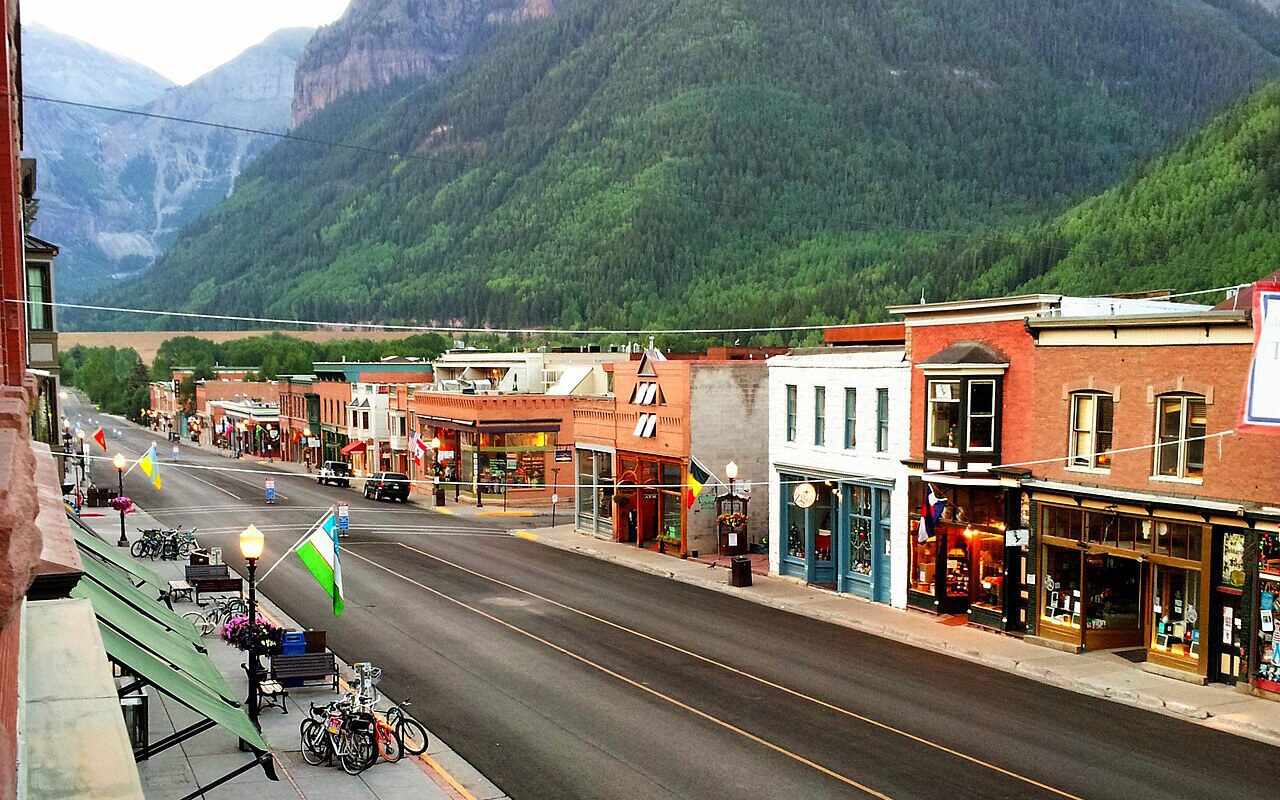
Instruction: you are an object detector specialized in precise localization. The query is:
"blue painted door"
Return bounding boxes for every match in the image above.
[808,483,836,584]
[839,484,893,603]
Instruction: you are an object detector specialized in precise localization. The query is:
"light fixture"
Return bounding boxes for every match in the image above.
[725,461,738,480]
[430,437,441,450]
[113,453,126,471]
[239,524,265,560]
[76,429,85,440]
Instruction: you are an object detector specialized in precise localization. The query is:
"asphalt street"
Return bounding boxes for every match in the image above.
[67,392,1277,800]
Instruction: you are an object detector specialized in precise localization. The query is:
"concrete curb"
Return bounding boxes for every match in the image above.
[515,529,1280,747]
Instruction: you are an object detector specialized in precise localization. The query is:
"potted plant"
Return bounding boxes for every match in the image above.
[716,512,748,530]
[107,495,133,514]
[220,614,284,655]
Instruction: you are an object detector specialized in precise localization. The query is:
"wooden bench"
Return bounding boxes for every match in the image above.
[258,680,288,713]
[184,564,243,605]
[166,580,194,603]
[269,652,338,691]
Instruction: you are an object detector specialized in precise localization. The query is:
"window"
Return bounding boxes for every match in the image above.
[1069,392,1114,470]
[814,386,826,446]
[785,385,797,442]
[362,411,369,429]
[967,380,994,451]
[1155,395,1207,479]
[26,264,51,330]
[876,388,889,452]
[844,388,856,449]
[927,380,961,450]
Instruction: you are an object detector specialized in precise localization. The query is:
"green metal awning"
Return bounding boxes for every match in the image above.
[77,554,204,645]
[69,517,167,595]
[97,625,267,752]
[71,577,234,703]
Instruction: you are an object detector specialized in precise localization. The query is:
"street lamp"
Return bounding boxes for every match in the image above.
[725,461,739,497]
[113,453,128,546]
[239,524,265,728]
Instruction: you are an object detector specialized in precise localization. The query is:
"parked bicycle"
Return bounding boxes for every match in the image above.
[384,697,428,756]
[301,697,378,775]
[181,595,247,636]
[130,526,199,561]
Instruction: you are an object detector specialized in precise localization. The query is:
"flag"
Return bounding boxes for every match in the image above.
[411,431,429,466]
[92,427,106,450]
[296,509,344,616]
[920,484,946,543]
[685,458,710,509]
[137,443,161,490]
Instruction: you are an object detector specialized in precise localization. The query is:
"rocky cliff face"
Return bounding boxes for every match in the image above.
[22,26,311,299]
[291,0,559,127]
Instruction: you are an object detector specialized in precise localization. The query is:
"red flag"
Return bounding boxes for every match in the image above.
[92,428,106,450]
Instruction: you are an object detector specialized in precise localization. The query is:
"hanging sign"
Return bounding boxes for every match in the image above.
[555,448,573,463]
[793,482,817,509]
[1242,281,1280,433]
[337,501,349,532]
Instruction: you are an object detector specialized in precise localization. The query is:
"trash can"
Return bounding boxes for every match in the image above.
[281,631,306,656]
[435,485,446,507]
[729,556,752,588]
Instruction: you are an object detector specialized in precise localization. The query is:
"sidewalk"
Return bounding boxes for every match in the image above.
[78,505,510,800]
[518,522,1280,747]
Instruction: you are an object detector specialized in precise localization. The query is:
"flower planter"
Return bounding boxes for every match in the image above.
[658,539,682,556]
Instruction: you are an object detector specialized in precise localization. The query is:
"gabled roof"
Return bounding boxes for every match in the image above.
[919,340,1008,367]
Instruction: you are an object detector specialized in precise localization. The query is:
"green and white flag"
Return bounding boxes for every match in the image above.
[296,509,344,616]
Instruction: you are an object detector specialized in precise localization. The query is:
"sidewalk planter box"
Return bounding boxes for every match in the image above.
[303,630,326,654]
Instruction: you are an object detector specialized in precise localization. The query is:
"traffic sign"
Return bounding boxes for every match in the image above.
[265,478,276,504]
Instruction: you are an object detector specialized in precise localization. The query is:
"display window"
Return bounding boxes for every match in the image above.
[849,486,873,576]
[1041,545,1082,630]
[908,517,935,594]
[1150,564,1200,662]
[972,531,1005,611]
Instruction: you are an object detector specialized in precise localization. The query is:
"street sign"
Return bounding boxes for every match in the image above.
[265,478,276,504]
[337,502,349,532]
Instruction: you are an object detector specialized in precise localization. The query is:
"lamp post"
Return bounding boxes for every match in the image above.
[721,461,739,561]
[239,524,265,728]
[113,453,128,546]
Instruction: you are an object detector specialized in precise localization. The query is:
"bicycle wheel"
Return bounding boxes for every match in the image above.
[129,540,146,558]
[181,611,214,636]
[385,704,403,728]
[147,541,162,560]
[396,717,429,756]
[178,541,194,557]
[226,598,248,617]
[339,730,377,775]
[300,719,328,766]
[376,723,402,763]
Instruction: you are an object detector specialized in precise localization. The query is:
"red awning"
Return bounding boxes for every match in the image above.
[340,441,366,456]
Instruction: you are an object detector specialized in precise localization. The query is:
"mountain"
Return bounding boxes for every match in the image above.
[292,0,562,126]
[81,0,1280,333]
[964,77,1280,300]
[22,26,312,300]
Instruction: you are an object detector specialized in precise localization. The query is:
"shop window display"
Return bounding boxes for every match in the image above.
[1151,565,1200,661]
[1256,531,1280,683]
[1084,554,1140,631]
[1042,546,1082,629]
[849,486,873,576]
[909,518,935,594]
[972,531,1005,611]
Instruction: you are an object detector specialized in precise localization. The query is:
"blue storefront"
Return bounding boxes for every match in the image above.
[779,471,892,603]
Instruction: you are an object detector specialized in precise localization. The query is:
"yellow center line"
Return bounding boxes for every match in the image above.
[366,540,1088,800]
[342,547,895,799]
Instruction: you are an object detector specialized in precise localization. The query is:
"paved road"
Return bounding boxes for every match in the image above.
[68,394,1276,800]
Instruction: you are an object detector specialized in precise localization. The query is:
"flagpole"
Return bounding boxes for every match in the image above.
[258,505,334,583]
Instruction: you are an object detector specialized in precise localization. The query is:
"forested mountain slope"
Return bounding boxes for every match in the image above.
[82,0,1280,331]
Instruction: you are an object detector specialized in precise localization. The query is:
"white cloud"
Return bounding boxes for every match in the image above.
[23,0,350,84]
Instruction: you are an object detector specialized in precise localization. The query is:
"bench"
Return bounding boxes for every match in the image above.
[269,652,338,691]
[184,564,243,605]
[167,580,194,603]
[259,680,288,713]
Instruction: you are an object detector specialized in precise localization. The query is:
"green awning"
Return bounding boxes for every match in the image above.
[97,625,267,751]
[69,517,167,595]
[72,577,234,703]
[77,554,203,646]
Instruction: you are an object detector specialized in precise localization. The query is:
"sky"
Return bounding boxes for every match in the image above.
[23,0,351,84]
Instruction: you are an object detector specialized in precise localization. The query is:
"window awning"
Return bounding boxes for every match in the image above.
[71,576,234,703]
[69,517,167,595]
[77,554,204,648]
[97,625,268,752]
[340,440,366,455]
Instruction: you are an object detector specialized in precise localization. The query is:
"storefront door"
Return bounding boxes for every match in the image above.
[1212,589,1242,685]
[779,476,834,584]
[840,485,891,603]
[1081,552,1144,652]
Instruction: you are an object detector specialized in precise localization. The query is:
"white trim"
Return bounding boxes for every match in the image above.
[1024,478,1240,514]
[916,364,1009,373]
[1149,474,1205,487]
[574,442,616,455]
[914,473,1006,488]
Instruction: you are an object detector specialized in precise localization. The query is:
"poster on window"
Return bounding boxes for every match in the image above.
[1242,281,1280,433]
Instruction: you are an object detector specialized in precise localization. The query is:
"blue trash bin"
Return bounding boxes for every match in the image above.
[280,631,306,685]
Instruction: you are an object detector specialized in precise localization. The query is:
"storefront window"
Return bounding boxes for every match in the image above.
[786,492,806,560]
[813,484,833,563]
[927,380,961,450]
[909,518,935,594]
[1084,554,1140,631]
[1041,505,1082,540]
[577,454,593,516]
[973,531,1005,611]
[849,486,872,576]
[1041,545,1082,629]
[1151,564,1200,661]
[597,457,614,519]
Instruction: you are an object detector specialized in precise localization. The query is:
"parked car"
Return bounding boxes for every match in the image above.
[317,460,351,487]
[364,472,410,502]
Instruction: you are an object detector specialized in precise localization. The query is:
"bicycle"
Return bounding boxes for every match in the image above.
[181,595,248,636]
[385,697,428,756]
[301,698,378,775]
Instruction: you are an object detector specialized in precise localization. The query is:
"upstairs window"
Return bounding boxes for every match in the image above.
[814,386,826,446]
[927,380,961,451]
[1069,392,1114,470]
[26,264,51,331]
[876,388,889,452]
[785,385,797,442]
[1155,394,1206,479]
[844,388,856,449]
[926,376,1001,456]
[966,380,995,452]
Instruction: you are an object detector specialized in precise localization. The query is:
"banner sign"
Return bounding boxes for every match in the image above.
[1242,282,1280,433]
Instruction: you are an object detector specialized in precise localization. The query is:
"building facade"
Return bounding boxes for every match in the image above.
[767,342,911,607]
